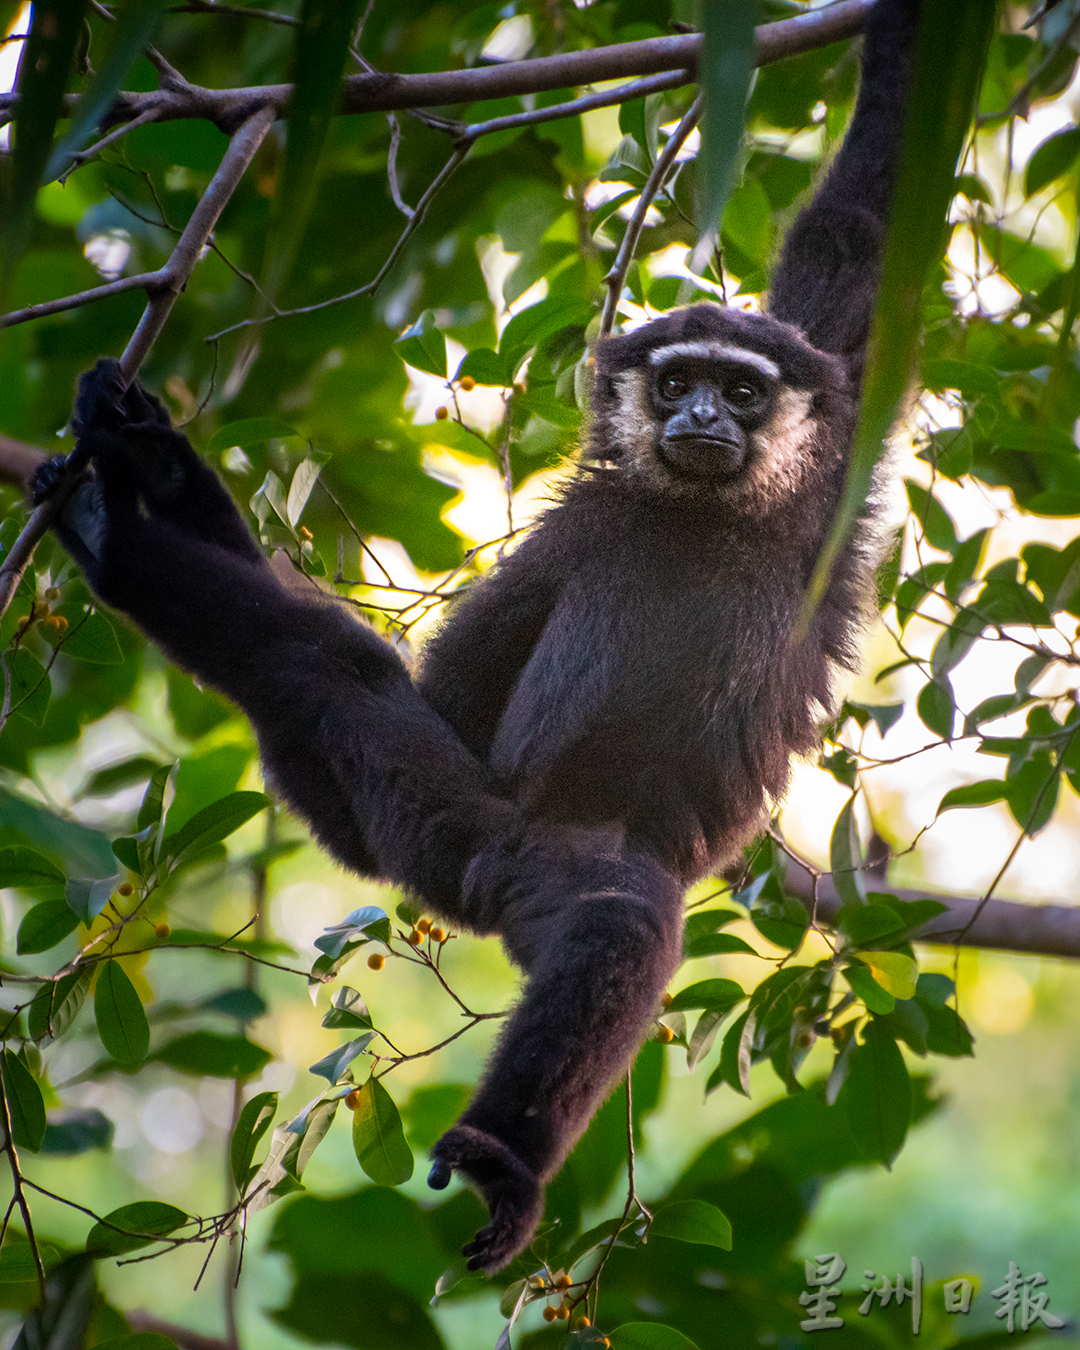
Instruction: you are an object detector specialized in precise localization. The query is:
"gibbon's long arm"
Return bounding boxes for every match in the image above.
[768,0,919,375]
[35,361,684,1272]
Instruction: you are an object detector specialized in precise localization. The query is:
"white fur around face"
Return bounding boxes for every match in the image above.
[740,388,818,507]
[606,371,820,510]
[647,342,781,381]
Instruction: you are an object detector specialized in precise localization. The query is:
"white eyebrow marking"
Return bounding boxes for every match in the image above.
[648,342,780,379]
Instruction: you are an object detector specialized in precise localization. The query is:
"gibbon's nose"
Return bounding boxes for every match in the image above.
[688,388,724,432]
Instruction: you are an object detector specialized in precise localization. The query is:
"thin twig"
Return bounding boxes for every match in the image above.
[600,94,702,337]
[205,146,467,340]
[0,1083,45,1303]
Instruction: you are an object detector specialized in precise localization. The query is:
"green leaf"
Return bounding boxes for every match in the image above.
[1024,125,1080,197]
[853,950,918,1000]
[160,791,270,870]
[351,1078,414,1186]
[287,453,330,528]
[309,1034,374,1083]
[0,847,64,891]
[45,0,169,180]
[78,757,162,800]
[17,899,79,954]
[837,904,903,945]
[28,969,91,1042]
[111,837,141,874]
[51,611,123,664]
[313,905,390,959]
[207,419,299,453]
[320,986,373,1031]
[923,1002,975,1057]
[150,1031,272,1080]
[707,1008,754,1097]
[699,0,758,245]
[95,961,150,1069]
[41,1107,113,1155]
[684,931,758,958]
[917,677,955,740]
[664,979,744,1014]
[86,1201,188,1257]
[838,1020,912,1165]
[65,875,119,925]
[455,347,509,388]
[231,1090,278,1191]
[395,309,448,378]
[937,779,1008,813]
[7,648,51,726]
[651,1199,732,1250]
[829,797,867,907]
[1,1049,46,1151]
[842,964,896,1015]
[609,1324,701,1350]
[0,1241,59,1283]
[137,763,175,835]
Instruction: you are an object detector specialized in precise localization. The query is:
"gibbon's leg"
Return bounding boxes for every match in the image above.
[430,844,684,1272]
[36,360,685,1270]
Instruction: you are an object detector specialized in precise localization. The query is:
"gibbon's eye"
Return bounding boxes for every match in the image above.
[726,381,761,409]
[659,374,688,400]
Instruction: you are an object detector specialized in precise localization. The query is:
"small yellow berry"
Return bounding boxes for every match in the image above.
[661,991,673,1007]
[298,526,313,540]
[43,616,60,631]
[527,1276,545,1291]
[416,918,432,935]
[459,376,476,391]
[430,927,447,943]
[554,1273,572,1290]
[407,929,424,946]
[657,1023,676,1043]
[344,1088,362,1110]
[117,882,135,897]
[52,614,68,631]
[542,1307,558,1323]
[556,1304,570,1320]
[368,952,386,970]
[154,923,170,939]
[435,406,450,421]
[576,1316,592,1329]
[45,588,60,602]
[16,615,30,629]
[600,1339,610,1348]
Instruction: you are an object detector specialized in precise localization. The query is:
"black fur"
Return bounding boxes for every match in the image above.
[36,0,919,1273]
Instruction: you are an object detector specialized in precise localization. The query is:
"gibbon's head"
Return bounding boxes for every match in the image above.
[588,305,849,507]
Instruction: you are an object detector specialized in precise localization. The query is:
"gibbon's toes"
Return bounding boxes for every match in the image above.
[428,1124,544,1274]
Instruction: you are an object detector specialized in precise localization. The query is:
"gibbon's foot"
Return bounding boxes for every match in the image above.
[428,1124,543,1273]
[31,455,71,505]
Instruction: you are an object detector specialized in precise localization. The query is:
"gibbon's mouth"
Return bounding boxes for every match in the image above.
[659,434,747,481]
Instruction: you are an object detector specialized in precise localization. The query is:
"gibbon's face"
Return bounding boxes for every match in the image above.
[648,341,780,482]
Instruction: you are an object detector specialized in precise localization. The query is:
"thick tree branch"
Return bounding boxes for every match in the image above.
[0,3,872,134]
[786,859,1080,960]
